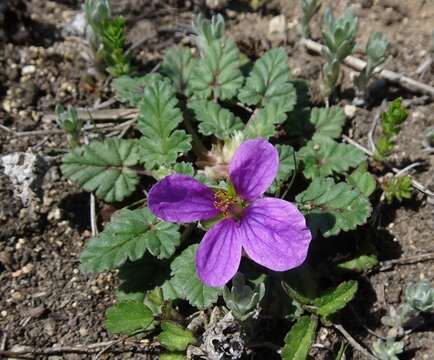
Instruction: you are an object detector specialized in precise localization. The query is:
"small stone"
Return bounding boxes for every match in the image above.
[344,105,357,119]
[22,65,36,75]
[79,327,88,336]
[44,319,57,336]
[22,263,34,274]
[268,15,287,40]
[1,310,7,317]
[0,251,12,267]
[11,291,24,301]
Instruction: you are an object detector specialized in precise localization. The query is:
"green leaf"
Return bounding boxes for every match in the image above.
[137,78,191,167]
[383,175,413,203]
[160,353,186,360]
[159,321,196,352]
[298,136,366,179]
[238,48,296,112]
[381,98,408,137]
[313,281,358,318]
[243,101,288,139]
[105,301,154,334]
[169,245,221,309]
[80,208,180,273]
[337,254,378,273]
[190,38,244,101]
[282,316,317,360]
[346,164,376,197]
[112,74,162,106]
[296,177,372,237]
[192,14,225,52]
[161,47,196,95]
[61,139,139,203]
[269,145,296,193]
[188,100,244,140]
[310,107,345,139]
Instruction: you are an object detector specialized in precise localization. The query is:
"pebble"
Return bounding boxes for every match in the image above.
[344,105,357,119]
[22,263,34,274]
[268,15,287,40]
[1,310,7,317]
[22,65,36,75]
[11,291,24,301]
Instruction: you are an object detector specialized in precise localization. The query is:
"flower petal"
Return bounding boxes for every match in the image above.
[196,219,242,287]
[229,139,278,200]
[239,198,311,271]
[148,174,219,223]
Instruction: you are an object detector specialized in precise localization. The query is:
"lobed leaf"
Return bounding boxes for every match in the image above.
[243,101,288,139]
[161,47,196,95]
[238,48,296,112]
[269,144,296,194]
[112,74,162,106]
[159,321,197,352]
[282,316,317,360]
[313,280,358,318]
[169,245,221,309]
[190,38,244,101]
[80,208,180,273]
[61,139,140,203]
[298,136,366,179]
[346,164,376,197]
[188,100,244,139]
[137,78,191,167]
[296,177,372,237]
[105,300,154,334]
[309,106,345,139]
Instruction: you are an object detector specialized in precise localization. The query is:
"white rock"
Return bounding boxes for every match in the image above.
[268,15,287,39]
[22,65,36,76]
[344,104,357,119]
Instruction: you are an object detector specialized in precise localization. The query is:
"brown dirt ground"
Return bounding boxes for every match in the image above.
[0,0,433,359]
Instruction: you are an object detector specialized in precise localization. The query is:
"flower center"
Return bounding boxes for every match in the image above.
[213,190,243,219]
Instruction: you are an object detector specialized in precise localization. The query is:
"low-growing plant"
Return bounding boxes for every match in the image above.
[84,0,131,77]
[299,0,321,38]
[383,175,413,203]
[375,98,408,160]
[60,13,376,358]
[354,32,390,103]
[321,7,358,98]
[376,280,434,359]
[55,104,82,148]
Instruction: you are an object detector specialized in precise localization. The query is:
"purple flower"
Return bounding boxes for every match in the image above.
[148,139,312,287]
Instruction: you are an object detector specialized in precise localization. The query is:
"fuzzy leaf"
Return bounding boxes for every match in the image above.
[282,316,317,360]
[137,78,191,167]
[112,74,162,106]
[159,321,197,352]
[188,100,244,139]
[190,38,244,100]
[313,281,358,318]
[161,47,196,95]
[105,300,154,334]
[169,245,221,309]
[80,208,180,272]
[61,139,139,203]
[296,177,372,237]
[298,136,366,179]
[244,101,288,139]
[346,164,376,197]
[310,107,345,139]
[238,48,296,112]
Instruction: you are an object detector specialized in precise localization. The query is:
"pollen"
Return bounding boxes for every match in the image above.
[213,190,237,217]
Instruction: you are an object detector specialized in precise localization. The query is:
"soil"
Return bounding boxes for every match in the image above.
[0,0,433,359]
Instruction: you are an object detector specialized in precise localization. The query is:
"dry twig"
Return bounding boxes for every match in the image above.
[333,324,379,360]
[342,135,434,198]
[300,38,434,98]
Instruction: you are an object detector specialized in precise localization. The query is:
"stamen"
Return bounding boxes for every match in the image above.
[213,190,237,218]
